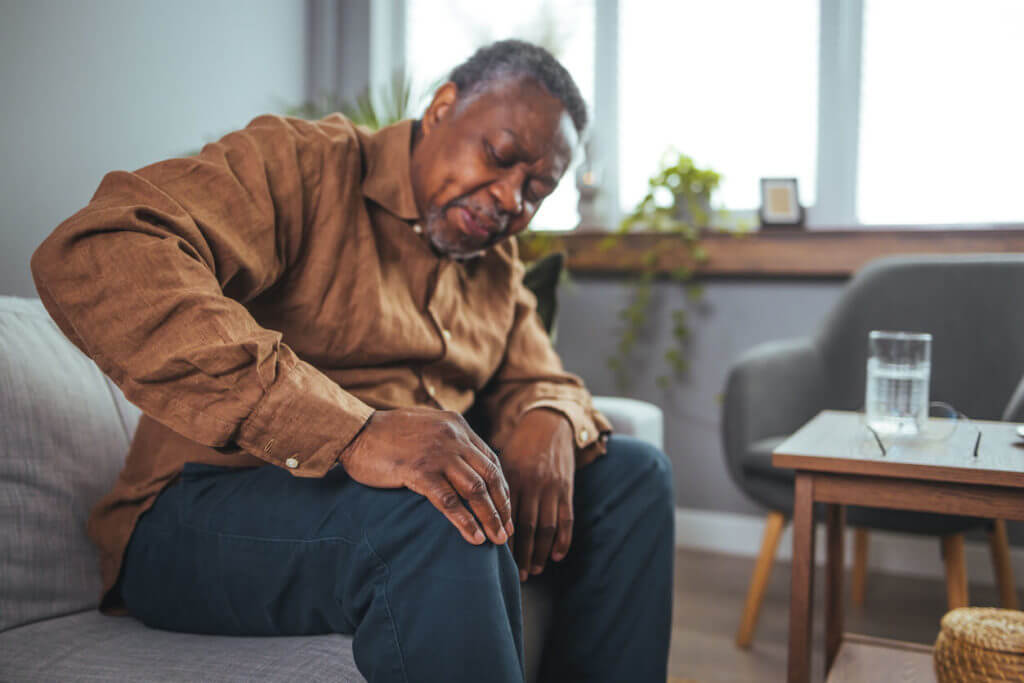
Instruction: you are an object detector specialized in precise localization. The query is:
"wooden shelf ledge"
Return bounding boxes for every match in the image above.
[521,226,1024,279]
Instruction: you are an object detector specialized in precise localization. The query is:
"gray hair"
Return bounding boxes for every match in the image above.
[448,39,588,134]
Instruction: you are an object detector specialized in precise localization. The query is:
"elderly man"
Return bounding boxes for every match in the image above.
[31,40,673,682]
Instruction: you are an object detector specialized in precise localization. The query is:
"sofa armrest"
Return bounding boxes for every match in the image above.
[721,338,825,468]
[592,396,664,451]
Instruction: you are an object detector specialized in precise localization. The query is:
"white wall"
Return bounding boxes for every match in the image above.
[0,0,307,296]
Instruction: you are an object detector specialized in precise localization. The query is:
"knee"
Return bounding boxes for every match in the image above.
[368,489,518,584]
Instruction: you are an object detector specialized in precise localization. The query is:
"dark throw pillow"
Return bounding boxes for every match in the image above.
[522,251,565,337]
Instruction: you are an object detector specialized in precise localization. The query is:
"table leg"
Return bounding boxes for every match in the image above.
[788,472,815,683]
[825,504,845,674]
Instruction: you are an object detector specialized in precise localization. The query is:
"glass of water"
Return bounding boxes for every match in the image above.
[865,330,932,437]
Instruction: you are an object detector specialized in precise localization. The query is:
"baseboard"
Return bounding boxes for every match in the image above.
[675,507,1024,587]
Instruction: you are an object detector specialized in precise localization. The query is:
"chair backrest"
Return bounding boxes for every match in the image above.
[815,254,1024,421]
[0,296,140,632]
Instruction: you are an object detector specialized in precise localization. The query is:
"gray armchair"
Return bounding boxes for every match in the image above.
[723,253,1024,648]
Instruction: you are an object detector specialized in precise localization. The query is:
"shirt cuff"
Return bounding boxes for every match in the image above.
[235,358,375,478]
[520,398,613,467]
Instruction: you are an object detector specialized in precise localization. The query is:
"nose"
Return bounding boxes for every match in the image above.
[490,170,524,217]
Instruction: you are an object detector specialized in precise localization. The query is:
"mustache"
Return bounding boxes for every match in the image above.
[445,198,511,236]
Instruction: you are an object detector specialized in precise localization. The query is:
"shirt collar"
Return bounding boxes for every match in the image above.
[359,119,421,222]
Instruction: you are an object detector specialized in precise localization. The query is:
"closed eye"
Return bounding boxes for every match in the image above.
[485,141,512,167]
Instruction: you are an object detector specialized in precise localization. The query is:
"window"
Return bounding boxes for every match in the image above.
[405,0,595,230]
[398,0,1023,229]
[619,0,819,214]
[857,0,1024,224]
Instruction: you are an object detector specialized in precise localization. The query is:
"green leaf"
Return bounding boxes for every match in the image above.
[670,266,692,281]
[607,147,727,393]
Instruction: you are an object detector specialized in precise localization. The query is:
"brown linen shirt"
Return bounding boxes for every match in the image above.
[31,114,611,613]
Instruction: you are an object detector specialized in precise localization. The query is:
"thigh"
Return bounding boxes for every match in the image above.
[572,434,673,529]
[119,462,419,636]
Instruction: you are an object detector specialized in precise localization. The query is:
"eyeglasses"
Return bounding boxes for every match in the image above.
[862,401,981,458]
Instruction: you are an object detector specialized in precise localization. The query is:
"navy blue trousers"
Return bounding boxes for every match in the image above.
[119,434,674,682]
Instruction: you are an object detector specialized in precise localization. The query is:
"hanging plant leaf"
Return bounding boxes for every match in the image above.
[604,149,724,392]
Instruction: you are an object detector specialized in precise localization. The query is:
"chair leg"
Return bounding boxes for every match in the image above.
[735,511,786,649]
[988,519,1018,609]
[850,528,869,607]
[942,533,969,610]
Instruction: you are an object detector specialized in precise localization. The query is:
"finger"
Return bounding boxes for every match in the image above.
[410,474,485,545]
[447,457,507,545]
[462,420,502,469]
[551,492,574,562]
[514,488,540,582]
[507,475,520,523]
[461,448,513,539]
[461,425,512,501]
[530,486,559,575]
[455,415,514,538]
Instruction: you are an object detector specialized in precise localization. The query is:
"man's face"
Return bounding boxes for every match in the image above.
[410,76,579,259]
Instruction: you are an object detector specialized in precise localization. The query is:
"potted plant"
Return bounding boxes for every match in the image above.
[604,150,723,391]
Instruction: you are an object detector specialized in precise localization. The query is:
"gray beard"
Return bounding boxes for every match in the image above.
[424,208,485,260]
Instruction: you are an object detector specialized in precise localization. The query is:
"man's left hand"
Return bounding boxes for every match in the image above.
[500,409,575,582]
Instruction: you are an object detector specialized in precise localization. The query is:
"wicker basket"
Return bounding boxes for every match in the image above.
[934,608,1024,682]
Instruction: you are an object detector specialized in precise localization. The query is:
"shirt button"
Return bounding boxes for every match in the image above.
[579,429,589,441]
[285,457,299,469]
[413,224,423,234]
[442,328,452,342]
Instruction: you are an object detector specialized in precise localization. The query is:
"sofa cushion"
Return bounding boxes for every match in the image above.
[0,610,364,682]
[0,296,135,632]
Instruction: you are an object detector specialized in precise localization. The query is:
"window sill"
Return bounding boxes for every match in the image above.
[521,225,1024,279]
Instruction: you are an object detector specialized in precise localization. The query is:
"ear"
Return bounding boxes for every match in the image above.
[421,82,458,135]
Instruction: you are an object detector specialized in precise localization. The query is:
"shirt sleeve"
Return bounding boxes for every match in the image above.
[31,114,374,478]
[479,258,612,467]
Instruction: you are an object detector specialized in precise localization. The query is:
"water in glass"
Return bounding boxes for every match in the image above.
[864,331,932,437]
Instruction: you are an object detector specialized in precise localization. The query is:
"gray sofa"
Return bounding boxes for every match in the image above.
[0,295,664,682]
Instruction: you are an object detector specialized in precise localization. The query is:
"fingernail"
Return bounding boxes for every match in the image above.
[551,551,565,562]
[472,529,485,544]
[519,570,528,582]
[505,521,515,537]
[496,529,508,544]
[531,565,543,575]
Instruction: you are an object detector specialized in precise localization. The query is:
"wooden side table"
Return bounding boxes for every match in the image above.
[772,410,1024,683]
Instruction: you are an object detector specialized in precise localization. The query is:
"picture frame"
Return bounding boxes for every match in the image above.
[759,177,804,228]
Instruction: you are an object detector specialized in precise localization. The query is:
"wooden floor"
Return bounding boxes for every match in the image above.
[668,547,1016,682]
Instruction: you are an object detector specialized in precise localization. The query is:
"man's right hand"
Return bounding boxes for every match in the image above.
[338,408,514,546]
